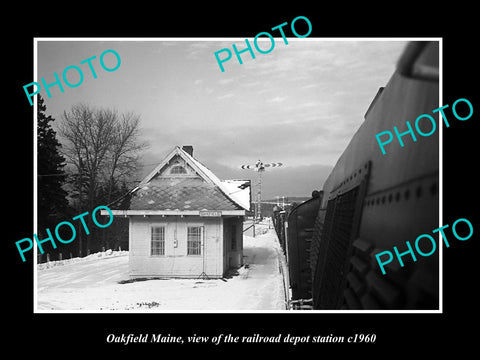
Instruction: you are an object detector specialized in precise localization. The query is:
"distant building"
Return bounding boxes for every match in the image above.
[106,146,251,279]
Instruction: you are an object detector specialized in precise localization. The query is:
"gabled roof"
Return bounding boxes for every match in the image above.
[109,146,251,215]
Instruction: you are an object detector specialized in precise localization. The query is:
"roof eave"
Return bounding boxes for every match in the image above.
[101,209,246,216]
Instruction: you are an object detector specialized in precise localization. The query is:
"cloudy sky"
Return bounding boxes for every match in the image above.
[37,38,407,199]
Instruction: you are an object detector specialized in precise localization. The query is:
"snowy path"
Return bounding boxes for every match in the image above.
[36,226,286,311]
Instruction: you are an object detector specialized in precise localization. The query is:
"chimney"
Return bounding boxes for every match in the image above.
[182,145,194,157]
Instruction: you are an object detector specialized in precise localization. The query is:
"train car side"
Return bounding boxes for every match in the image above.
[285,192,322,301]
[310,41,440,310]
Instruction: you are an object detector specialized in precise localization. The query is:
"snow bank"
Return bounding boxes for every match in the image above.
[36,223,286,311]
[37,249,128,270]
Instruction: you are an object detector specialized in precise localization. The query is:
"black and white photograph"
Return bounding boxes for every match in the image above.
[32,38,441,312]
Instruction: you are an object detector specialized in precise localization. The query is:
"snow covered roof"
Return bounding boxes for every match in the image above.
[180,148,251,211]
[109,146,251,215]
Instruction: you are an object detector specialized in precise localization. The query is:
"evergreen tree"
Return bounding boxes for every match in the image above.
[37,95,69,235]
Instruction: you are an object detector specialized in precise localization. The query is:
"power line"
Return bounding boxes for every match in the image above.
[37,173,142,184]
[38,172,78,177]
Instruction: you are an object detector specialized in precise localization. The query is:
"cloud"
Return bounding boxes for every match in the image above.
[161,114,341,169]
[242,81,261,87]
[140,40,406,177]
[295,101,317,108]
[216,93,235,100]
[256,88,269,95]
[268,95,288,103]
[185,41,213,60]
[41,39,409,200]
[218,78,235,85]
[209,161,334,198]
[302,84,318,89]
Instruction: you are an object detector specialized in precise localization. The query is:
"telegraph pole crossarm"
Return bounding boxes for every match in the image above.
[240,160,283,224]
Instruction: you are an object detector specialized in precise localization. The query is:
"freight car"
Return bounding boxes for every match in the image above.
[309,41,440,310]
[284,191,322,301]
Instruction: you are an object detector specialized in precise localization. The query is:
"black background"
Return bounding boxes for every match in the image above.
[5,4,478,355]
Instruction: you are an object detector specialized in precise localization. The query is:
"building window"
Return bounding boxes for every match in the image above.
[187,226,202,255]
[151,226,165,256]
[170,165,187,174]
[231,224,237,251]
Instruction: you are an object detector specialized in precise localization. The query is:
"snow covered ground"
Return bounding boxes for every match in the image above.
[36,223,287,312]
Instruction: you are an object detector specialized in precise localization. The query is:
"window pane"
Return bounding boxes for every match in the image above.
[151,227,165,256]
[187,226,202,255]
[170,165,187,174]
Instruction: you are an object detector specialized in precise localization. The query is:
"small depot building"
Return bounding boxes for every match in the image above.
[104,146,251,279]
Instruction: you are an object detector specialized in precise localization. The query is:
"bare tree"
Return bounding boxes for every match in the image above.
[102,111,145,204]
[59,103,147,255]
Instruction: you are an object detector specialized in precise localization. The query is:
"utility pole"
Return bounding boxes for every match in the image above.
[240,160,283,222]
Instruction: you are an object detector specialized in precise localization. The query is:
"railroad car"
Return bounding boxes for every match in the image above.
[284,191,322,301]
[310,41,439,309]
